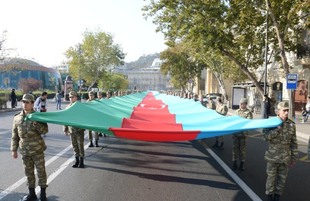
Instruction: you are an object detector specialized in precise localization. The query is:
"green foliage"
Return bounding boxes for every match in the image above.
[143,0,308,96]
[160,42,205,91]
[65,29,125,90]
[99,73,129,91]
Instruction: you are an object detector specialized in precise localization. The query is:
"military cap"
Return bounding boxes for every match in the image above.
[69,91,77,97]
[22,94,34,102]
[239,97,248,104]
[277,101,289,110]
[88,91,94,96]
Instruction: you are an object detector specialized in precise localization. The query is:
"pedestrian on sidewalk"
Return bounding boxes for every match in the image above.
[11,94,49,201]
[63,91,86,168]
[55,90,62,110]
[34,92,48,112]
[263,101,298,201]
[10,88,17,108]
[213,97,228,150]
[232,98,253,171]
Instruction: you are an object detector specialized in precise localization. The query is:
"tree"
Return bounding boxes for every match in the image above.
[0,30,7,61]
[99,72,129,91]
[159,42,205,92]
[143,0,310,118]
[65,30,125,91]
[18,78,42,93]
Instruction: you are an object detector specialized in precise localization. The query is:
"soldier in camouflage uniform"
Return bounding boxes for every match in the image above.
[213,97,228,150]
[11,94,49,201]
[87,91,99,147]
[64,91,86,168]
[232,97,253,171]
[263,101,298,201]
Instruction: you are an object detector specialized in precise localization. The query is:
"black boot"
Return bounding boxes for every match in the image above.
[218,142,224,150]
[78,157,84,168]
[95,140,99,147]
[88,141,94,147]
[22,188,37,201]
[274,194,280,201]
[267,194,273,201]
[40,187,47,201]
[232,161,238,171]
[239,161,245,171]
[212,140,219,148]
[72,156,79,168]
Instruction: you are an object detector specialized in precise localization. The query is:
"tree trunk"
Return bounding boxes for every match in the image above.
[267,0,294,119]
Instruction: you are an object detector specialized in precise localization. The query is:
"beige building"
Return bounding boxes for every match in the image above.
[119,58,171,91]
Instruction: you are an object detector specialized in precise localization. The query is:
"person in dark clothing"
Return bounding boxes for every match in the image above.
[10,89,17,108]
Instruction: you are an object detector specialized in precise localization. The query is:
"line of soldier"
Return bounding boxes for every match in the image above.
[172,92,297,201]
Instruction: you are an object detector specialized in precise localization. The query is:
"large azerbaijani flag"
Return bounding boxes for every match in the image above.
[27,91,282,141]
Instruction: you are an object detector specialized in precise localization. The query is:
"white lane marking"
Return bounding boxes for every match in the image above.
[0,144,77,200]
[297,131,309,143]
[205,147,262,201]
[35,143,90,195]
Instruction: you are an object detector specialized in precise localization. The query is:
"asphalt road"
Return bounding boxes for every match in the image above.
[0,100,309,201]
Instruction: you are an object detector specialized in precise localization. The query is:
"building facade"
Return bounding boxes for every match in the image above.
[0,58,62,91]
[118,58,171,91]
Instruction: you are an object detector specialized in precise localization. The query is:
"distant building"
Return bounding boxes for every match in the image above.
[117,58,171,91]
[0,58,62,90]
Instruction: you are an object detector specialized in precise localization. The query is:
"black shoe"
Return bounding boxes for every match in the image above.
[218,142,224,150]
[232,161,238,171]
[212,141,219,148]
[40,187,47,201]
[239,162,245,171]
[267,194,273,201]
[22,188,37,201]
[95,140,99,147]
[274,194,280,201]
[72,156,79,168]
[88,141,94,147]
[78,157,84,168]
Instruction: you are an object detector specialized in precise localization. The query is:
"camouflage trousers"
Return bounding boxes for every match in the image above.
[71,132,85,157]
[88,130,99,141]
[265,162,289,195]
[215,136,224,143]
[232,136,247,162]
[21,153,47,188]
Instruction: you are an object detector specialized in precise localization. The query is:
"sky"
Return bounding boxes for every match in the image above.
[0,0,166,67]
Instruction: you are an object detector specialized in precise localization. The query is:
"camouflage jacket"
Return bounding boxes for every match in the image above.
[63,103,85,134]
[216,103,228,116]
[233,108,253,137]
[11,110,48,155]
[263,118,298,164]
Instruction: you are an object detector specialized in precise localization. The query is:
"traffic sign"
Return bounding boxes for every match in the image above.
[286,74,298,90]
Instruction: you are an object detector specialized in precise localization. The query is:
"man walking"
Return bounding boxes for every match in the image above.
[64,91,86,168]
[213,97,228,150]
[11,94,49,201]
[263,101,298,201]
[232,97,253,171]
